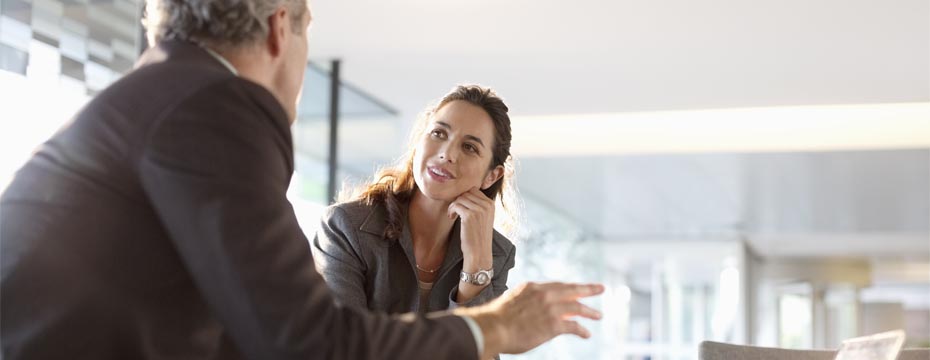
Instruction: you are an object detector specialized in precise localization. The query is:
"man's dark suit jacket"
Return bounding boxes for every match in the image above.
[0,40,477,360]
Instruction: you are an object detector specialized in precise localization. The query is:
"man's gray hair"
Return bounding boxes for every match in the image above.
[143,0,306,49]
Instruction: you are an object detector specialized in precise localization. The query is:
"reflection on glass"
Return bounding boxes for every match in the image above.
[505,235,746,360]
[711,263,740,340]
[825,285,858,348]
[779,285,813,349]
[290,60,400,209]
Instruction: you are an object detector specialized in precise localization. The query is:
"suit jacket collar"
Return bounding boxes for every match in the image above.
[135,40,231,74]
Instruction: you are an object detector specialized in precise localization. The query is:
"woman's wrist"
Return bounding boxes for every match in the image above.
[462,253,493,273]
[458,252,492,303]
[457,280,490,303]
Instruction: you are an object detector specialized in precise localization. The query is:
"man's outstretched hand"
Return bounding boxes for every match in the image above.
[456,282,605,359]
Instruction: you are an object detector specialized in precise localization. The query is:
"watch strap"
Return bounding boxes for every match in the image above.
[460,268,494,286]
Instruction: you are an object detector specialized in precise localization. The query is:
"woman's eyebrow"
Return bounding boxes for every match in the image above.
[435,121,486,148]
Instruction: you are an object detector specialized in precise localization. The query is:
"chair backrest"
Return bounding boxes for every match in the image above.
[699,341,930,360]
[699,341,834,360]
[897,348,930,360]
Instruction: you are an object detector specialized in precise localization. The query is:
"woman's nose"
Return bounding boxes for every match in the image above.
[438,144,457,163]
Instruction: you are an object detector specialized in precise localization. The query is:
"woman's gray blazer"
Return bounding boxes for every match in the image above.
[311,199,516,314]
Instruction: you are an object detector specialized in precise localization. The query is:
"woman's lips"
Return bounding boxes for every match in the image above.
[427,166,454,182]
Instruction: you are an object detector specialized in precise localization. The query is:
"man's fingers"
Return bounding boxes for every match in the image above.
[576,303,602,320]
[535,282,605,300]
[557,320,591,339]
[550,301,602,320]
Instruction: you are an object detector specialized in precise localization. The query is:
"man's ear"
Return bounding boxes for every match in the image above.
[480,165,505,190]
[265,7,289,57]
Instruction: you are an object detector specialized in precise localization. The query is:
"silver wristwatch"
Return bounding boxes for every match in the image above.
[460,268,494,286]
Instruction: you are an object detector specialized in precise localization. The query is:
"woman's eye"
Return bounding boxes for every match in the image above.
[464,143,478,154]
[430,129,445,138]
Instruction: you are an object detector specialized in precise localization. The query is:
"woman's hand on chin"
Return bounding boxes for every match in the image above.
[447,187,494,272]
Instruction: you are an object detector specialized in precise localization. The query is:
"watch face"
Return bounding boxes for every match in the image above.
[475,272,490,285]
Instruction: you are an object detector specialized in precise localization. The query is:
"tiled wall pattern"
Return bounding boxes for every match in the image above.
[0,0,142,95]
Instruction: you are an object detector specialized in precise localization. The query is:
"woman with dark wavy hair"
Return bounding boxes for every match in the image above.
[311,84,518,316]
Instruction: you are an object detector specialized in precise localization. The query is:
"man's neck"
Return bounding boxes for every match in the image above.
[216,46,272,87]
[212,45,290,122]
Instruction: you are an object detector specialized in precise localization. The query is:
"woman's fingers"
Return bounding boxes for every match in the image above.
[466,187,495,206]
[454,195,485,215]
[447,201,468,219]
[449,187,494,219]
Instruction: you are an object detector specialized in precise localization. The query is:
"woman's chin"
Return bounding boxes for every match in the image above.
[416,185,458,203]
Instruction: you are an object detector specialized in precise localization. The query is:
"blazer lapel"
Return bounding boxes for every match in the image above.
[396,220,420,279]
[358,203,419,282]
[436,219,464,283]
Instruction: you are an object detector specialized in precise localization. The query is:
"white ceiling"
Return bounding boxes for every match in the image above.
[307,0,929,120]
[509,102,930,157]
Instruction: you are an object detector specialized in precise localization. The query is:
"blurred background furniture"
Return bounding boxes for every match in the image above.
[699,341,930,360]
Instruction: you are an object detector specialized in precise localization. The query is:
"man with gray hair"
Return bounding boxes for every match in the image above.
[0,0,603,359]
